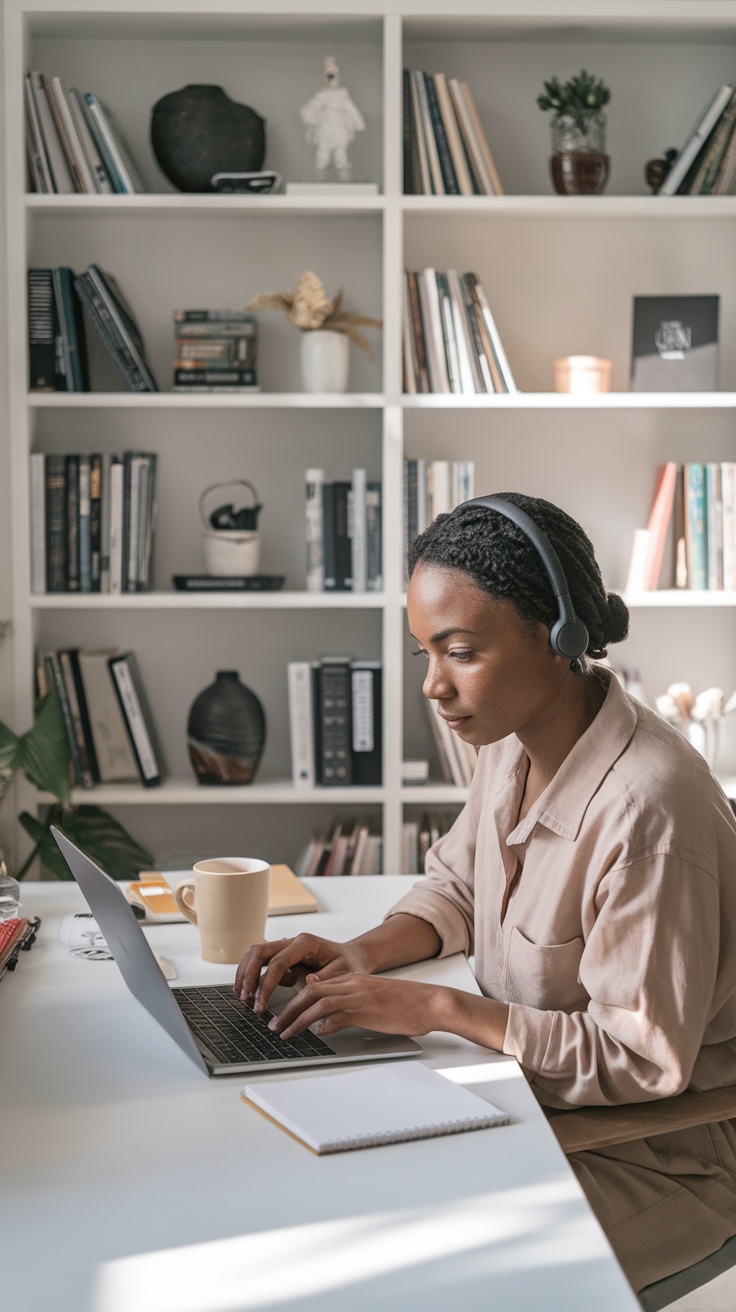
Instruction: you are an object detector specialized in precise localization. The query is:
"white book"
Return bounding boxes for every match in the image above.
[416,457,428,535]
[433,72,474,197]
[448,78,494,195]
[287,661,316,790]
[722,463,736,591]
[68,88,113,194]
[305,467,325,592]
[77,649,138,782]
[417,269,450,393]
[471,277,518,393]
[625,528,651,594]
[350,467,367,593]
[659,84,734,197]
[49,77,96,193]
[29,70,73,194]
[108,654,160,784]
[24,75,53,193]
[242,1061,508,1155]
[109,457,124,595]
[429,459,452,519]
[30,453,46,594]
[437,276,462,394]
[447,270,483,393]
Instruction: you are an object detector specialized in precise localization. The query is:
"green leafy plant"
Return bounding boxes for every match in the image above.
[537,70,611,130]
[0,690,152,881]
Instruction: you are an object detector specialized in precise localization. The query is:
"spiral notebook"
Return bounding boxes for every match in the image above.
[242,1061,509,1154]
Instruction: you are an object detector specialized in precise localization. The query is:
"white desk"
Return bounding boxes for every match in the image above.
[2,877,638,1312]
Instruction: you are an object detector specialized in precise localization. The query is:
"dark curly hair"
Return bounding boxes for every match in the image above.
[408,492,629,665]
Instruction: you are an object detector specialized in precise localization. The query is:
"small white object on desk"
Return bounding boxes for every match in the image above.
[243,1060,509,1154]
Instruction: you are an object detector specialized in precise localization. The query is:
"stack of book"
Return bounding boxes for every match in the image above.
[404,458,475,583]
[305,468,382,593]
[25,71,143,194]
[36,648,163,789]
[28,265,158,393]
[172,310,259,392]
[659,83,736,197]
[404,268,516,394]
[403,69,503,196]
[288,657,382,789]
[424,698,477,787]
[402,811,460,875]
[295,817,383,877]
[30,450,157,594]
[626,461,736,592]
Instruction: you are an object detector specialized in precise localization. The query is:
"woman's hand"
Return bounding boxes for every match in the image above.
[267,972,450,1040]
[234,934,374,1014]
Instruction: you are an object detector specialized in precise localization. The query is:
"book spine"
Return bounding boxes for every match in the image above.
[333,482,352,591]
[406,459,418,557]
[661,84,735,196]
[78,454,92,592]
[365,482,383,591]
[24,74,53,193]
[52,267,87,391]
[45,454,67,591]
[414,72,443,194]
[67,88,112,193]
[322,482,337,591]
[73,274,142,391]
[706,462,724,589]
[446,269,484,392]
[29,71,74,194]
[417,268,450,392]
[723,463,736,591]
[89,454,102,591]
[100,452,111,592]
[433,72,474,196]
[28,269,57,391]
[65,454,80,592]
[77,650,139,783]
[45,650,82,786]
[67,648,100,783]
[317,660,353,786]
[436,271,462,394]
[304,468,325,592]
[458,273,494,391]
[350,468,367,593]
[108,653,162,786]
[643,461,678,590]
[458,80,504,195]
[287,661,316,789]
[424,74,459,195]
[86,266,158,392]
[402,68,414,195]
[351,662,382,786]
[448,78,492,195]
[140,453,157,592]
[685,463,708,590]
[172,368,258,387]
[83,95,134,192]
[174,309,257,324]
[430,460,451,518]
[406,271,430,393]
[465,272,516,392]
[59,649,94,787]
[30,453,46,594]
[109,456,124,594]
[402,272,418,394]
[409,71,432,195]
[49,76,95,193]
[416,458,428,534]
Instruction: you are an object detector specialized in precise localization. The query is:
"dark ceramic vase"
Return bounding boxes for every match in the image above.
[187,671,266,785]
[150,85,266,193]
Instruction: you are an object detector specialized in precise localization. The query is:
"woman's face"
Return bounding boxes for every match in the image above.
[407,562,564,748]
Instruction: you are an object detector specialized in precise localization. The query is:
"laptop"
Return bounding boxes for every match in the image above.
[52,829,422,1077]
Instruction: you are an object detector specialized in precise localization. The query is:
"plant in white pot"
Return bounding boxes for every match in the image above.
[247,270,381,393]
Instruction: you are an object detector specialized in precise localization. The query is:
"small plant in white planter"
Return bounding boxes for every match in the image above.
[248,270,381,392]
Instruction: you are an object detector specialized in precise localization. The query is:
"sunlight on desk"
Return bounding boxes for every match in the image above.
[93,1180,605,1312]
[436,1061,526,1085]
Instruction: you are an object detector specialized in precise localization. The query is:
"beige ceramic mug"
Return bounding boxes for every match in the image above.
[174,858,271,964]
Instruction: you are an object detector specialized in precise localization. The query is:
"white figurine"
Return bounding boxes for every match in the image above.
[299,55,365,182]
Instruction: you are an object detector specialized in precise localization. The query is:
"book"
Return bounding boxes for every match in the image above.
[28,269,57,390]
[58,649,95,788]
[350,661,382,786]
[51,267,89,392]
[414,71,443,195]
[108,652,163,786]
[288,661,316,789]
[406,271,430,393]
[82,93,143,193]
[451,79,503,195]
[684,463,708,590]
[409,71,432,196]
[45,454,67,592]
[423,73,459,195]
[690,90,736,194]
[464,272,516,393]
[67,88,113,194]
[631,295,719,393]
[673,467,687,589]
[402,68,414,194]
[77,649,139,782]
[349,467,367,593]
[24,74,53,193]
[433,72,474,197]
[81,265,158,392]
[316,657,352,786]
[723,463,736,591]
[65,454,80,592]
[89,454,102,591]
[172,575,285,591]
[706,462,724,589]
[45,650,81,786]
[78,454,92,592]
[436,271,462,393]
[643,462,678,589]
[46,76,96,193]
[30,453,46,594]
[418,268,450,392]
[28,71,74,193]
[242,1061,509,1155]
[659,84,735,196]
[333,481,352,591]
[365,482,383,591]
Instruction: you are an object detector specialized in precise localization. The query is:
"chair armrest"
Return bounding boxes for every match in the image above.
[546,1085,736,1155]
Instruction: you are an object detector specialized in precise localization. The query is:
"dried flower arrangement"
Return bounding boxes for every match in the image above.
[247,270,382,356]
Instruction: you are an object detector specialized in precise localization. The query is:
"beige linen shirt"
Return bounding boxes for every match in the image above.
[388,669,736,1110]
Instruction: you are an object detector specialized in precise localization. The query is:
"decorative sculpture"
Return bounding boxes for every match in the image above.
[299,56,365,182]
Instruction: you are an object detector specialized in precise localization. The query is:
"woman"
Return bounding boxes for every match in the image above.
[235,492,736,1292]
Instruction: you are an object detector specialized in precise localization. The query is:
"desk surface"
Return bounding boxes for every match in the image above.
[2,877,638,1312]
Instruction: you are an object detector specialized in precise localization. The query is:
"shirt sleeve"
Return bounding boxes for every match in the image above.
[502,851,721,1107]
[383,748,488,957]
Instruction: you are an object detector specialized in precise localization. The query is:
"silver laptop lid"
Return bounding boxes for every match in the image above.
[52,828,209,1074]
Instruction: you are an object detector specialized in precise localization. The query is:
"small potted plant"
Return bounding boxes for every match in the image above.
[247,270,381,393]
[537,69,611,195]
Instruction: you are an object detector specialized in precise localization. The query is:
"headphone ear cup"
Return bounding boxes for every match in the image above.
[549,618,589,661]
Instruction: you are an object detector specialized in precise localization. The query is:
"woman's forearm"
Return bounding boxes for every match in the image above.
[436,986,509,1051]
[348,912,443,973]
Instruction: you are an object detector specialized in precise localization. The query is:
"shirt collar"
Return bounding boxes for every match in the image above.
[505,668,638,846]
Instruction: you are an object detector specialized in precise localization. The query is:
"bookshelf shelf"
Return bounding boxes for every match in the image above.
[8,0,736,877]
[26,194,386,218]
[28,392,386,409]
[30,591,388,610]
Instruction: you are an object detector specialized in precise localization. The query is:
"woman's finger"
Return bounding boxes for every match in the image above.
[234,939,289,999]
[277,993,350,1040]
[252,935,330,1010]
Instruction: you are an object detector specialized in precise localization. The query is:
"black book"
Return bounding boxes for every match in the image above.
[65,455,80,592]
[322,482,336,591]
[59,649,95,788]
[65,648,100,784]
[172,574,285,591]
[107,652,163,787]
[52,267,89,391]
[28,269,57,391]
[423,73,459,195]
[402,68,414,194]
[316,658,353,786]
[89,454,102,591]
[45,650,82,787]
[350,662,382,786]
[74,266,158,392]
[333,481,352,591]
[45,454,67,592]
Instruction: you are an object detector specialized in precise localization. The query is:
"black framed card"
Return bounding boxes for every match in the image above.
[631,295,719,392]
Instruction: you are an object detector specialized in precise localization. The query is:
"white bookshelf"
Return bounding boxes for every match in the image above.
[6,0,736,877]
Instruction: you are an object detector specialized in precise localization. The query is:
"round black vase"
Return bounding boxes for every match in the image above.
[187,671,266,785]
[150,85,266,193]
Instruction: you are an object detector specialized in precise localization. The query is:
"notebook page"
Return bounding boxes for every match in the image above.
[243,1061,509,1154]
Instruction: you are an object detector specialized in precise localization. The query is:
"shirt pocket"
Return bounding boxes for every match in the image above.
[508,926,588,1012]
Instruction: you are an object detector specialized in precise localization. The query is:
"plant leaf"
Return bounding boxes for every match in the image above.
[18,692,72,802]
[48,804,153,881]
[19,811,74,880]
[0,720,20,773]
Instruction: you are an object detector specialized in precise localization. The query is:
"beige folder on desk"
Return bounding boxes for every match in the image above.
[127,865,318,923]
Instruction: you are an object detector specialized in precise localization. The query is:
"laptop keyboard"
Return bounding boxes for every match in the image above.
[174,984,335,1066]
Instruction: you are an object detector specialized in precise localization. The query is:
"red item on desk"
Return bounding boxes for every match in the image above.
[0,917,40,979]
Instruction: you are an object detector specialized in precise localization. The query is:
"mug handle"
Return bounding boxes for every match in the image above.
[174,878,198,925]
